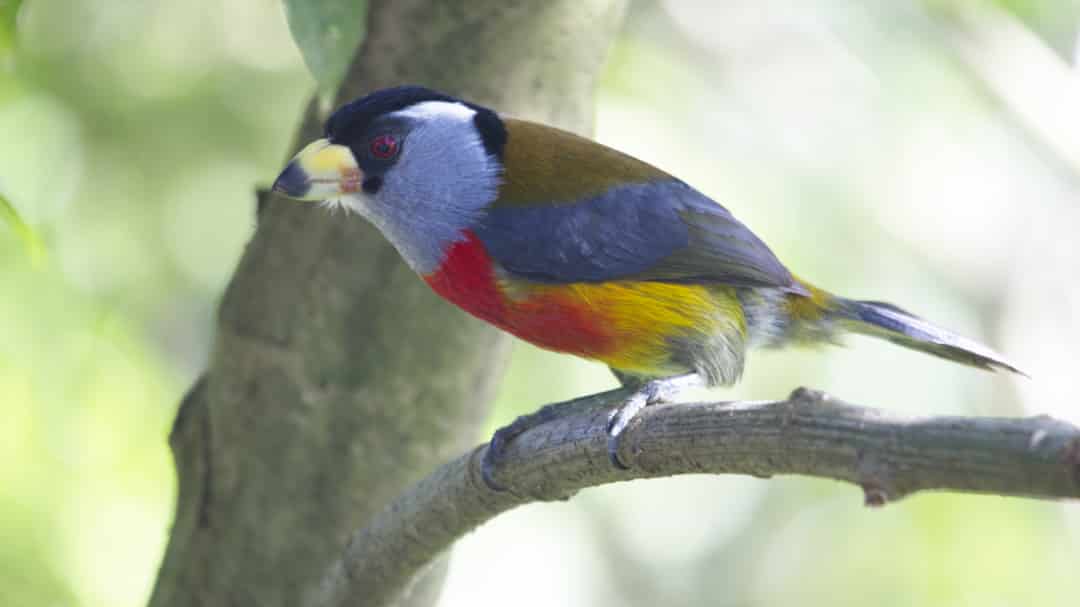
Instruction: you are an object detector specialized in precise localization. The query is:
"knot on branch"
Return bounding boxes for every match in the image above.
[788,386,828,406]
[855,449,900,508]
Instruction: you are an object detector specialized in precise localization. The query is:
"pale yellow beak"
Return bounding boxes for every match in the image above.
[272,138,362,201]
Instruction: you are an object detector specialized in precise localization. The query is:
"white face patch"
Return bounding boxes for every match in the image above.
[394,100,479,122]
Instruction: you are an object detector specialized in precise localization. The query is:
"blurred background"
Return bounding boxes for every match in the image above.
[2,0,1078,605]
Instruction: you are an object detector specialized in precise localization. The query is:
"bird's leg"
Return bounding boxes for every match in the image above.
[606,372,704,469]
[481,386,629,491]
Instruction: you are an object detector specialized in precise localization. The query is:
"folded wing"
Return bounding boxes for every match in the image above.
[474,179,802,292]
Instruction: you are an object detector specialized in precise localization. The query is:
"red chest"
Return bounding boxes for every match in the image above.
[422,231,616,357]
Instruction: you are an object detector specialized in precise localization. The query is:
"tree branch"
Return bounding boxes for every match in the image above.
[309,386,1080,607]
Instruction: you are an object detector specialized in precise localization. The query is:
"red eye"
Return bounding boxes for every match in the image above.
[369,134,399,159]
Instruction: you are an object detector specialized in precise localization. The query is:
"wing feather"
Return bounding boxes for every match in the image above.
[475,178,800,291]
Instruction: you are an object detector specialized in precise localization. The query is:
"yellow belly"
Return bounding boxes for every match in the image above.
[502,279,747,377]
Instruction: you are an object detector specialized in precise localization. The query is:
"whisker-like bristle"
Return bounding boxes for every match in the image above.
[318,198,353,216]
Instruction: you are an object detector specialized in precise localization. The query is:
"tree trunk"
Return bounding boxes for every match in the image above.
[148,2,627,606]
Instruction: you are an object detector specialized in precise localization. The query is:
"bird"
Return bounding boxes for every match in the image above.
[272,85,1022,488]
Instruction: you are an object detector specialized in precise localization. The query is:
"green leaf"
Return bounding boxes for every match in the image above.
[0,188,45,266]
[0,1,22,51]
[0,0,21,74]
[283,0,367,109]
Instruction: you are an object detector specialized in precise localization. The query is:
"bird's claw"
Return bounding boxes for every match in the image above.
[605,373,703,470]
[605,382,661,469]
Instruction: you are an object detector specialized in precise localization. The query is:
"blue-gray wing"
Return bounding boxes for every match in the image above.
[473,179,802,290]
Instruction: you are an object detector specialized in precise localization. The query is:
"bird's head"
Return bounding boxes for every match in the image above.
[273,86,507,273]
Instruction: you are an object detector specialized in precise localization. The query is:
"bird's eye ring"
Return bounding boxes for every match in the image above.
[369,134,399,159]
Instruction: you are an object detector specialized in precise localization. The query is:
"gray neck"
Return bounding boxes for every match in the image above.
[351,192,491,275]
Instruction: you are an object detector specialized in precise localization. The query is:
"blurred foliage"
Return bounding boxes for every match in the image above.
[1,1,1078,607]
[0,0,311,605]
[283,0,366,110]
[988,0,1080,56]
[0,0,21,63]
[0,0,36,253]
[0,187,45,264]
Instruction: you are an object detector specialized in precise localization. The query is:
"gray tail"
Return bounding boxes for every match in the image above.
[835,299,1025,376]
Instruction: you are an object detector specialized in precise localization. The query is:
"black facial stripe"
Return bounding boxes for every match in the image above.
[362,176,383,194]
[466,105,507,161]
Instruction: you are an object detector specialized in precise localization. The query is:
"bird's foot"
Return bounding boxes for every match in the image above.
[605,373,704,469]
[481,391,622,492]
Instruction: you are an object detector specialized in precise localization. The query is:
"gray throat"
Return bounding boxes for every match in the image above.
[353,198,488,275]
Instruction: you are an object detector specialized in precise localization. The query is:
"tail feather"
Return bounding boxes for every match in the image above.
[835,299,1025,376]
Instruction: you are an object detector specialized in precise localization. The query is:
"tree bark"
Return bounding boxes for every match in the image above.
[148,2,627,606]
[309,386,1080,607]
